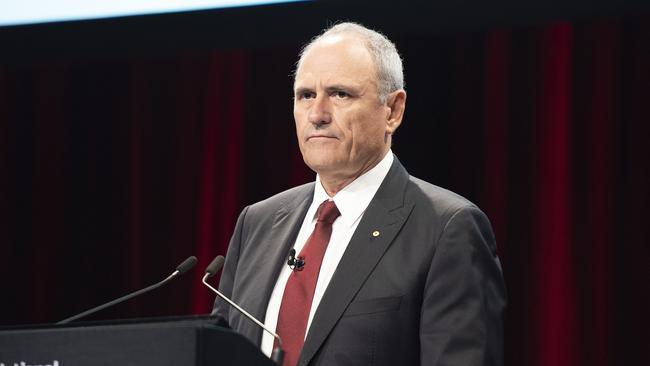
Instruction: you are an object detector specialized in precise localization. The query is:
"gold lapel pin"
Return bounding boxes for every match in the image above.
[372,230,380,237]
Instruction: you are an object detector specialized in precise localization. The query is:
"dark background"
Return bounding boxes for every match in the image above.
[1,1,649,365]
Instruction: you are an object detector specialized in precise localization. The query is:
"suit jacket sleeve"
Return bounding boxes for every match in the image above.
[420,205,506,366]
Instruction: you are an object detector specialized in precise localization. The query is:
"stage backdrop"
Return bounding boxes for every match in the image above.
[1,16,649,366]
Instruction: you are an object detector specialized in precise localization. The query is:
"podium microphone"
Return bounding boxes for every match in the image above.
[57,256,198,325]
[203,255,284,365]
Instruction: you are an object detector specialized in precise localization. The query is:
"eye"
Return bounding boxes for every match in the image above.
[334,90,349,99]
[296,91,315,100]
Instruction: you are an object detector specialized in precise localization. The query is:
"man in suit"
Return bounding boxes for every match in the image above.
[213,22,506,366]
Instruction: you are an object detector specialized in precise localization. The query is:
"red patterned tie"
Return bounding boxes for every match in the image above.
[275,199,341,366]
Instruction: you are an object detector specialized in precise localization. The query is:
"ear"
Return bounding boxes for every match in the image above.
[385,89,407,135]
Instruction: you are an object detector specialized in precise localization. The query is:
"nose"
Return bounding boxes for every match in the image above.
[308,94,332,126]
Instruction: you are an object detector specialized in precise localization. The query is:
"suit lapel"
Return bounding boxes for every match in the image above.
[298,158,414,365]
[246,184,314,344]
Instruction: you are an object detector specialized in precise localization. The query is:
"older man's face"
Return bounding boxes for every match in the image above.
[293,35,395,181]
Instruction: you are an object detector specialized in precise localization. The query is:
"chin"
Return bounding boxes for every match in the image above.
[303,155,342,174]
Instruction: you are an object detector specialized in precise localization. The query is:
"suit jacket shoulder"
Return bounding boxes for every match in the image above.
[408,175,480,216]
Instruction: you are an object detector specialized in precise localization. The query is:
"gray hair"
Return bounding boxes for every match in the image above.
[295,22,405,103]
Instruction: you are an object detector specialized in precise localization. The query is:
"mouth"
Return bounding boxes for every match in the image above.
[307,134,337,141]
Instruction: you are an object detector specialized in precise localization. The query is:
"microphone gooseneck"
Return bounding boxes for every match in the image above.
[203,255,284,365]
[57,256,198,325]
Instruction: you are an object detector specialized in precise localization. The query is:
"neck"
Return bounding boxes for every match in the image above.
[319,151,388,197]
[319,175,360,197]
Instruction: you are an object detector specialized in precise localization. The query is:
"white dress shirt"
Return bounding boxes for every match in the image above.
[261,151,394,356]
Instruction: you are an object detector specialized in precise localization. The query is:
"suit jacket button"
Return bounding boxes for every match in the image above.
[372,230,380,237]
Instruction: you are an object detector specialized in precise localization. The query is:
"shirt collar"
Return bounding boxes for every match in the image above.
[311,150,394,228]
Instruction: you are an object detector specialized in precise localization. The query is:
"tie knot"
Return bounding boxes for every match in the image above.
[316,200,340,224]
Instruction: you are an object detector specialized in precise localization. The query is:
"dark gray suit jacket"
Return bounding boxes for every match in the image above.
[213,157,506,365]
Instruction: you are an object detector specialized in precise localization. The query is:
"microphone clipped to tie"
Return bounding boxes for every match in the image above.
[286,248,305,271]
[203,255,285,365]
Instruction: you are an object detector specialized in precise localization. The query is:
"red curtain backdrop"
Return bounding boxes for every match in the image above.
[1,17,648,365]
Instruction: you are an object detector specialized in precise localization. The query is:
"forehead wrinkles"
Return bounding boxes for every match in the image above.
[295,35,378,90]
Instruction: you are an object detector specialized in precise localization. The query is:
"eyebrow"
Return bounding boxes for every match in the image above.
[294,87,313,96]
[294,84,359,95]
[326,84,357,93]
